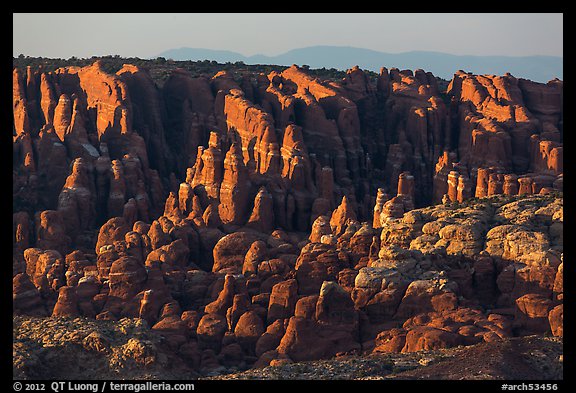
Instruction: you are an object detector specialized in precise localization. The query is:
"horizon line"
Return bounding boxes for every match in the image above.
[13,44,563,61]
[158,45,564,60]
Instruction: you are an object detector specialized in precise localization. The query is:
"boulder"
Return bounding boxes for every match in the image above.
[213,232,266,273]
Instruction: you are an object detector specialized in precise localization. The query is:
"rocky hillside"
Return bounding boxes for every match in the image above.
[205,335,563,380]
[13,315,199,379]
[14,314,562,380]
[13,58,563,379]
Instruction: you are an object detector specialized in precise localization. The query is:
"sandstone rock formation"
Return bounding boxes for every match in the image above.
[13,58,563,374]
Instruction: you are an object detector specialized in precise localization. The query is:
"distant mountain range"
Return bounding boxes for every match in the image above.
[158,45,562,83]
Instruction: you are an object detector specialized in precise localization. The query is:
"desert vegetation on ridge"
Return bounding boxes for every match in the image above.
[13,55,362,86]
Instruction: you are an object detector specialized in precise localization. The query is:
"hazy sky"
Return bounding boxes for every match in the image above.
[13,13,563,58]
